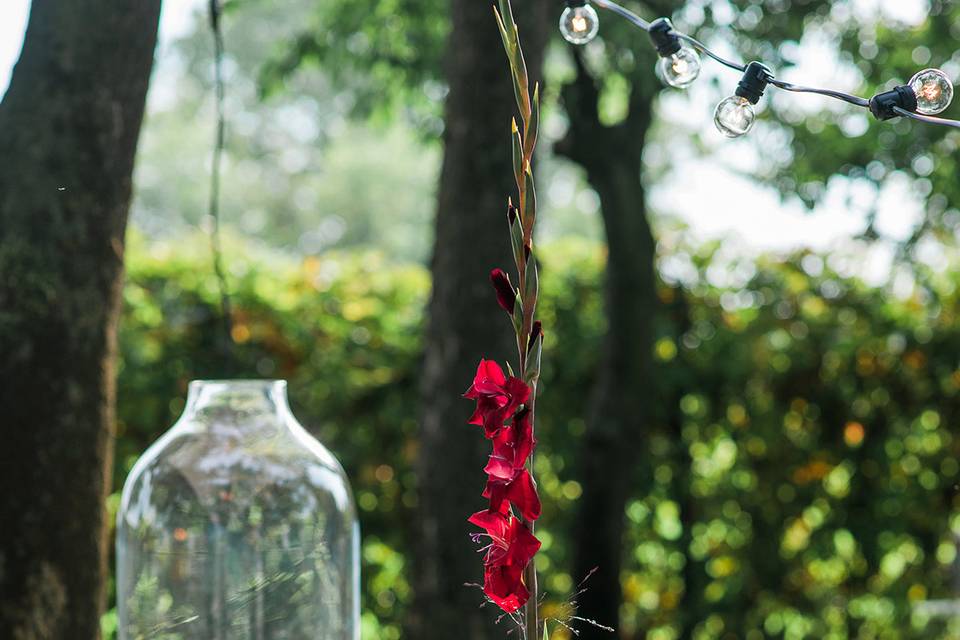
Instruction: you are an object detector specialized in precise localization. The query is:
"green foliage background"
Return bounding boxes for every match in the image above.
[94,2,960,638]
[104,234,960,639]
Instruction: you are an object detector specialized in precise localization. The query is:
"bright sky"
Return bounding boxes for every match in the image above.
[0,0,936,281]
[0,0,198,94]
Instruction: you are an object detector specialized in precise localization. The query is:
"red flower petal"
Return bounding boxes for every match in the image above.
[484,563,528,613]
[472,516,541,613]
[507,407,536,468]
[468,395,508,427]
[503,377,531,408]
[490,269,516,315]
[464,359,506,398]
[483,469,541,522]
[464,358,542,615]
[528,320,543,353]
[468,507,510,543]
[483,452,516,481]
[483,478,503,508]
[488,409,535,478]
[506,469,541,521]
[465,360,531,439]
[506,517,541,567]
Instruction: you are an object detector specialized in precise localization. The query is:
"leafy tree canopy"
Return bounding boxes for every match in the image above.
[255,0,448,125]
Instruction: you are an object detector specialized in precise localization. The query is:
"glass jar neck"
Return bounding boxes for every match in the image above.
[181,380,292,426]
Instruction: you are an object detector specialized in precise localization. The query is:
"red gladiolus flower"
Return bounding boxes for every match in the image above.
[484,407,535,479]
[484,468,541,522]
[483,408,538,522]
[464,359,531,438]
[490,268,517,314]
[527,320,543,353]
[468,508,541,613]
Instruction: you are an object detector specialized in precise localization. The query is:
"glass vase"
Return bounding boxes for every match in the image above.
[116,380,359,639]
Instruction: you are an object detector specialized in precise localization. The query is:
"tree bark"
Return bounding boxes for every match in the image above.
[556,51,659,638]
[412,0,548,637]
[0,1,161,638]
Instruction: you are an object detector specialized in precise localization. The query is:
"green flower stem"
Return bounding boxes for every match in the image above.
[495,1,541,636]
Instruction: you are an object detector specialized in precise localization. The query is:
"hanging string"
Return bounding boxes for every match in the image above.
[207,0,235,352]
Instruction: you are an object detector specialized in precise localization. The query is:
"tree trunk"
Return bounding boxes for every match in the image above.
[0,2,161,638]
[556,51,659,638]
[412,0,548,637]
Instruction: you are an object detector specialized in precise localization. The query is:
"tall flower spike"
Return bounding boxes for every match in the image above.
[469,1,543,631]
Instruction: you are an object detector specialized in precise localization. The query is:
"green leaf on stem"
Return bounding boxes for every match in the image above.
[495,0,530,122]
[512,294,523,334]
[524,83,540,162]
[509,210,524,270]
[522,168,537,240]
[510,68,529,125]
[497,0,516,40]
[493,7,513,61]
[512,43,531,123]
[512,119,524,193]
[524,256,539,308]
[505,361,516,378]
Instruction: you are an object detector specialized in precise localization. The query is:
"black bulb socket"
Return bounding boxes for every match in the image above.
[735,61,773,105]
[648,18,682,58]
[565,0,588,7]
[868,85,918,121]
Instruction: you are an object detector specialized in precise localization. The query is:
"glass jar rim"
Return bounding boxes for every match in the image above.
[189,379,287,386]
[183,380,293,419]
[186,379,289,402]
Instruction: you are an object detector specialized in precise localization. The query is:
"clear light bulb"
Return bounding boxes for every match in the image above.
[559,4,599,45]
[714,96,756,138]
[655,46,702,89]
[909,68,954,115]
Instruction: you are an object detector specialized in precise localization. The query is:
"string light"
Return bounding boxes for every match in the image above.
[714,62,770,138]
[560,0,600,45]
[561,0,960,135]
[909,68,954,115]
[648,18,701,89]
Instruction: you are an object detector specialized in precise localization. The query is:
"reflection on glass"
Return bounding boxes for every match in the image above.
[117,380,359,639]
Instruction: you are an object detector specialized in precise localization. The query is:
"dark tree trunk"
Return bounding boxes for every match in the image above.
[412,0,548,637]
[556,52,659,638]
[0,1,161,638]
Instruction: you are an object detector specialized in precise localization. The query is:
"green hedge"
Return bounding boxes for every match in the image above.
[106,234,960,639]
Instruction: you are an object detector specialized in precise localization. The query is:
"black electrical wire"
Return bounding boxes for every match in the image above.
[767,78,870,108]
[592,0,650,32]
[675,32,746,73]
[893,106,960,128]
[677,28,871,108]
[593,0,957,127]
